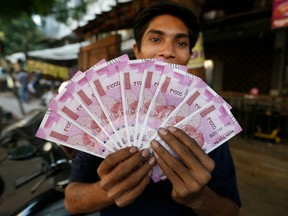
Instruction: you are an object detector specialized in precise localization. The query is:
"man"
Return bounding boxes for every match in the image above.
[64,2,241,215]
[15,67,29,103]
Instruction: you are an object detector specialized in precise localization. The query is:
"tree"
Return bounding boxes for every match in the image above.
[0,15,46,55]
[0,0,56,21]
[0,0,93,24]
[0,0,94,55]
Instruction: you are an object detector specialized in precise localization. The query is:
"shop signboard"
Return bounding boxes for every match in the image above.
[272,0,288,29]
[26,60,69,80]
[187,33,205,69]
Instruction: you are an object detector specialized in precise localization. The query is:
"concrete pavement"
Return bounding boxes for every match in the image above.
[229,137,288,216]
[0,90,44,121]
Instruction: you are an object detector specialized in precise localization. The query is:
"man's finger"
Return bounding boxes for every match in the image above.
[151,140,190,183]
[99,149,151,190]
[108,157,155,200]
[161,127,215,172]
[97,147,138,175]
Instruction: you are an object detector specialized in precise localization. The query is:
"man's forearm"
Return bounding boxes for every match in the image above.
[65,181,114,214]
[188,186,239,216]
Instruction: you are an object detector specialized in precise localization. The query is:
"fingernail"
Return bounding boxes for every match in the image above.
[129,146,138,153]
[148,170,152,177]
[142,149,149,157]
[167,126,177,132]
[153,152,159,159]
[148,157,156,166]
[151,140,159,148]
[158,128,168,135]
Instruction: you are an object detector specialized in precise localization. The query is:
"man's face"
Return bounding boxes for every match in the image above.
[133,14,192,66]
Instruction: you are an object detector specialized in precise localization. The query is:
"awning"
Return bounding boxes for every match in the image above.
[5,41,90,63]
[28,41,90,60]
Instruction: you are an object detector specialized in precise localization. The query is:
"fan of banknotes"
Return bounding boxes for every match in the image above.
[36,54,242,182]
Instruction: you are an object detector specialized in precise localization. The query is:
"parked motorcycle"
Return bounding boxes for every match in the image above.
[0,108,46,150]
[0,109,99,216]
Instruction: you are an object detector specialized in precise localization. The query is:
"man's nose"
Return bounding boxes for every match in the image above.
[158,41,175,59]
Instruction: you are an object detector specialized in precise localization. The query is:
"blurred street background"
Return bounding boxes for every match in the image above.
[1,0,288,215]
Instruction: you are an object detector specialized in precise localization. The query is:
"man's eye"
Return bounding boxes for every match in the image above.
[178,41,188,47]
[151,38,160,42]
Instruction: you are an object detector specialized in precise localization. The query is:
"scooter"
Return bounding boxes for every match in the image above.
[0,108,47,150]
[0,109,99,216]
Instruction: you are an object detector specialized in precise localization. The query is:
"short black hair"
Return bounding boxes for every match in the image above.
[133,1,200,53]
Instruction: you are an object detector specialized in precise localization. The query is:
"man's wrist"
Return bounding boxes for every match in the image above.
[185,186,216,211]
[186,186,239,216]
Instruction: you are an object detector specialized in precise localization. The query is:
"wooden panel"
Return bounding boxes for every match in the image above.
[78,34,121,71]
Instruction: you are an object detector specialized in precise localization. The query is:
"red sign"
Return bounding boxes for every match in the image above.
[272,0,288,29]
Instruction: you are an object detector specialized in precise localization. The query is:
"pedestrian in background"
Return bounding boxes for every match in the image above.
[15,60,29,103]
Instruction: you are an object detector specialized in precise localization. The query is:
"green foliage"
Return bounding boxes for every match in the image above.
[0,0,56,21]
[0,0,95,55]
[51,0,94,23]
[0,0,93,24]
[0,15,46,55]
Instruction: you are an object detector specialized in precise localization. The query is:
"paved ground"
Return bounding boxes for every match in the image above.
[1,90,288,216]
[229,136,288,216]
[0,91,44,121]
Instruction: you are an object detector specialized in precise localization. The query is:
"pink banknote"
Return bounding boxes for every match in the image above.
[120,59,158,146]
[67,71,120,151]
[138,65,201,149]
[48,76,117,152]
[134,63,164,146]
[36,109,110,158]
[134,61,188,147]
[174,102,242,153]
[151,101,242,182]
[86,55,130,148]
[148,79,228,143]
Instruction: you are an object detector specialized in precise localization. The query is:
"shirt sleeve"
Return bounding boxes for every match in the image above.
[69,150,103,183]
[207,143,241,207]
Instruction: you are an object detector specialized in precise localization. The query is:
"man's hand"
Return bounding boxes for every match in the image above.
[151,126,239,216]
[97,147,155,207]
[150,126,215,208]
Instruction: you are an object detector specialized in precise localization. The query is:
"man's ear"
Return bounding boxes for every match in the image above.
[133,44,141,59]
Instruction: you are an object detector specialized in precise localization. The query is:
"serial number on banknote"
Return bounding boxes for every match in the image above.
[214,130,235,144]
[209,126,224,138]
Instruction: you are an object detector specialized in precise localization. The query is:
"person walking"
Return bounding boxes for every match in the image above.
[15,65,29,103]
